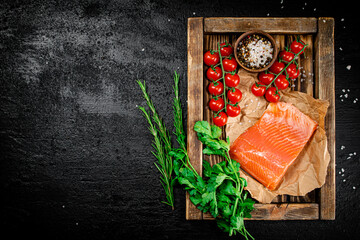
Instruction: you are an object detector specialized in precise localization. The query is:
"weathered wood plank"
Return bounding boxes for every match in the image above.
[203,203,319,220]
[315,17,336,220]
[204,18,317,34]
[186,17,204,220]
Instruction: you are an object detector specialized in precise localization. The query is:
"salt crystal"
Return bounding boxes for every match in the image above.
[341,145,345,150]
[349,153,353,156]
[291,84,296,88]
[346,65,351,70]
[323,20,326,23]
[193,12,196,15]
[141,48,145,51]
[344,94,348,98]
[347,156,351,159]
[314,8,316,11]
[339,171,341,174]
[267,13,270,16]
[168,19,171,22]
[341,99,344,102]
[354,152,357,155]
[347,89,350,92]
[341,18,345,21]
[339,47,343,51]
[341,168,345,172]
[343,179,346,182]
[342,89,346,92]
[353,186,356,189]
[340,95,343,98]
[342,174,345,177]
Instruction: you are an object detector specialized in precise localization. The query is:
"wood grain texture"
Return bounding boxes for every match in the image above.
[203,203,319,220]
[315,17,336,220]
[186,17,204,220]
[204,17,317,34]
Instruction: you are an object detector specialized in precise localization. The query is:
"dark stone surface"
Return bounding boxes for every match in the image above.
[1,0,359,239]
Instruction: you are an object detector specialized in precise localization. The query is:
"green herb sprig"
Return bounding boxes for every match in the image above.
[137,80,175,210]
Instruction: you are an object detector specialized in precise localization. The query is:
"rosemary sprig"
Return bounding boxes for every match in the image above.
[137,80,175,210]
[172,71,200,177]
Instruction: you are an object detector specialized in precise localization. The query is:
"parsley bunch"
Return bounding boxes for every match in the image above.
[171,121,254,239]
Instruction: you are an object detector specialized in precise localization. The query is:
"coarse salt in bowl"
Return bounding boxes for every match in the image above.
[234,30,278,72]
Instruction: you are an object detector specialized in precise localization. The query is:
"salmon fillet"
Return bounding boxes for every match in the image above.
[229,102,318,191]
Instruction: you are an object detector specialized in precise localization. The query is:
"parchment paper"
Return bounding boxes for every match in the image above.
[226,68,330,203]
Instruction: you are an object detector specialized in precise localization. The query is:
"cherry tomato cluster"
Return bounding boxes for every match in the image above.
[251,38,307,103]
[204,42,242,127]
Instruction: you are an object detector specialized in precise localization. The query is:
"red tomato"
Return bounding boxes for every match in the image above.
[286,63,300,79]
[279,50,294,62]
[204,51,220,66]
[206,67,222,81]
[227,88,242,103]
[208,81,224,96]
[258,72,275,85]
[222,58,237,72]
[209,98,225,112]
[251,83,266,97]
[213,112,228,127]
[225,73,240,87]
[269,61,285,74]
[274,75,289,90]
[290,40,305,55]
[265,87,280,103]
[226,104,241,117]
[220,43,233,57]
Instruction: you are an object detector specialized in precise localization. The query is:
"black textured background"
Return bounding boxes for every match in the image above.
[1,0,359,239]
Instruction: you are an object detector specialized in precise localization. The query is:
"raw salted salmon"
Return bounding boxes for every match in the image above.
[229,102,318,191]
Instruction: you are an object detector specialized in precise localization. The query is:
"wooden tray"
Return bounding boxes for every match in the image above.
[186,17,335,220]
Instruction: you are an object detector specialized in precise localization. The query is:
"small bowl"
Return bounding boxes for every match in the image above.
[234,30,278,73]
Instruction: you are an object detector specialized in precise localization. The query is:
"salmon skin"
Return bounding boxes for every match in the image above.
[229,102,318,191]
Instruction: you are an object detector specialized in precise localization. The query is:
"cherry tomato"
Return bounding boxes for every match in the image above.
[251,82,266,97]
[279,50,294,62]
[269,61,285,74]
[222,58,237,72]
[258,72,275,85]
[209,98,225,112]
[226,104,241,117]
[265,87,280,103]
[213,112,228,127]
[286,63,300,79]
[206,66,222,81]
[227,88,242,103]
[274,75,289,90]
[220,43,233,57]
[204,51,220,66]
[290,40,305,55]
[208,81,224,96]
[225,73,240,87]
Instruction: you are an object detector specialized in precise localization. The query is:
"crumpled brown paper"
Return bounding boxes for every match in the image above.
[226,68,330,203]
